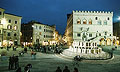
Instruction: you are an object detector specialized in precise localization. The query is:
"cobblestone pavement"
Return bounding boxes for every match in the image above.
[0,46,120,72]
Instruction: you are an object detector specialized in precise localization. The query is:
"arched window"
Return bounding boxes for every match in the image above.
[104,20,107,25]
[89,19,92,24]
[95,17,98,20]
[14,33,17,36]
[83,19,87,24]
[7,25,12,29]
[98,20,101,25]
[14,26,17,30]
[77,19,81,24]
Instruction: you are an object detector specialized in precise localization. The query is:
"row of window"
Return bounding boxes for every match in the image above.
[75,47,98,49]
[77,32,111,37]
[77,33,92,37]
[44,35,53,38]
[8,20,18,24]
[36,26,41,30]
[7,32,17,36]
[7,25,17,30]
[0,20,18,25]
[77,19,107,25]
[76,42,97,46]
[44,29,53,33]
[77,19,92,24]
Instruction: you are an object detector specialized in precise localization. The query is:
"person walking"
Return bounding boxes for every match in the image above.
[73,67,78,72]
[56,66,62,72]
[63,66,70,72]
[31,50,34,59]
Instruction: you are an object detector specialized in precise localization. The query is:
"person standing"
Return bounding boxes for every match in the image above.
[11,56,15,70]
[63,66,70,72]
[8,56,12,70]
[15,56,19,69]
[56,66,62,72]
[73,67,78,72]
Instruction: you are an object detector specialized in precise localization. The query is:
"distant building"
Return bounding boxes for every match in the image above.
[113,22,120,44]
[0,8,22,47]
[21,21,56,46]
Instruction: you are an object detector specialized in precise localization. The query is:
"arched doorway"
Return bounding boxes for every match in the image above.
[106,38,111,45]
[100,38,105,45]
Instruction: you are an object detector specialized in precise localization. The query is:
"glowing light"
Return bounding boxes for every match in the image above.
[118,16,120,20]
[14,26,17,30]
[1,18,7,24]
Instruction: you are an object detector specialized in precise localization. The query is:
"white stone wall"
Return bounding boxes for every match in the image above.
[72,11,113,43]
[33,23,55,44]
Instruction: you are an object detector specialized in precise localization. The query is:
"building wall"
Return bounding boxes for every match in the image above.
[0,8,22,46]
[65,10,114,45]
[32,23,55,45]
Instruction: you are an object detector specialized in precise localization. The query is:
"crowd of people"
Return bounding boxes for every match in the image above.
[28,44,63,54]
[55,66,79,72]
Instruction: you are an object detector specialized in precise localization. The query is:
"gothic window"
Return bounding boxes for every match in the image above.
[95,17,98,20]
[89,33,92,37]
[86,43,88,46]
[108,17,110,20]
[77,19,81,24]
[110,34,111,36]
[95,43,97,46]
[44,35,46,38]
[83,19,87,24]
[44,29,46,32]
[93,43,94,46]
[99,33,101,36]
[77,33,81,37]
[104,20,107,25]
[89,19,92,24]
[98,20,101,25]
[105,32,107,35]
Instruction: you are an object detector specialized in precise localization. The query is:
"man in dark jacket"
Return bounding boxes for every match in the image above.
[63,66,70,72]
[56,66,62,72]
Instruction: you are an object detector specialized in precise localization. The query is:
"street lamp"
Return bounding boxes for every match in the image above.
[118,16,120,21]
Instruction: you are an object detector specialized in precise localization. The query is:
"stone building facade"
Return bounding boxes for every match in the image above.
[0,8,22,46]
[63,10,119,55]
[21,21,56,46]
[64,10,118,46]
